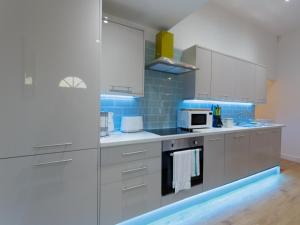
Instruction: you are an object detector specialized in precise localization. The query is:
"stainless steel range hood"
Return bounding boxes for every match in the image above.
[146,57,199,75]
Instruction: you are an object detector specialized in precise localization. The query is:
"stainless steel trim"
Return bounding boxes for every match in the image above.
[33,143,72,149]
[234,135,246,139]
[109,85,133,94]
[208,138,224,142]
[33,159,73,167]
[162,136,204,152]
[170,148,202,156]
[122,184,146,192]
[122,150,148,156]
[122,166,147,174]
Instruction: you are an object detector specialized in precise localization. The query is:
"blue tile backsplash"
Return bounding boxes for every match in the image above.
[100,41,255,130]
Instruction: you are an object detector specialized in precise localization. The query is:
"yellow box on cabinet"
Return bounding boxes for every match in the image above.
[155,31,174,59]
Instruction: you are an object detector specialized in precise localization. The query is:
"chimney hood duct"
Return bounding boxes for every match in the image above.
[146,31,198,75]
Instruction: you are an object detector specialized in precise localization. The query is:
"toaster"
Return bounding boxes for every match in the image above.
[120,116,143,133]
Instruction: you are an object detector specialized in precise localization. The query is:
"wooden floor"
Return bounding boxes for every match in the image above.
[204,160,300,225]
[152,160,300,225]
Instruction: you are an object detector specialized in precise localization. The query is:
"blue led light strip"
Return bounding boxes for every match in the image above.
[183,100,254,106]
[118,166,280,225]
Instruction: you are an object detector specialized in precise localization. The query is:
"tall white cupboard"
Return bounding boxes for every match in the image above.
[0,0,101,224]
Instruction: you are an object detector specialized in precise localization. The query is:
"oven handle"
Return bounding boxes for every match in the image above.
[170,148,203,157]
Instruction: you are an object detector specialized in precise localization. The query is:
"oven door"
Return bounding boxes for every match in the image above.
[162,147,204,196]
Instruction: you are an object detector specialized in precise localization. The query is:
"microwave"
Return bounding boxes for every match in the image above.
[178,109,213,129]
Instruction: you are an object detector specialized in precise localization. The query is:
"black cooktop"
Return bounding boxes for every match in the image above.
[147,128,192,136]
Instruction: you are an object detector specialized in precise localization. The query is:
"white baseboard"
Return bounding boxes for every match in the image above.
[281,153,300,163]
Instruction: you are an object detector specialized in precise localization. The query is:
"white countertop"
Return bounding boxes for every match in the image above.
[100,124,285,148]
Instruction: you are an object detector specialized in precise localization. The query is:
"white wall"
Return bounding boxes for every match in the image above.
[275,30,300,162]
[170,2,278,80]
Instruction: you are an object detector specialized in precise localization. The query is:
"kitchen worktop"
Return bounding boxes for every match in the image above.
[100,124,284,148]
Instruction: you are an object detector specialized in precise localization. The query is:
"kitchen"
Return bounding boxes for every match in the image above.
[0,0,300,225]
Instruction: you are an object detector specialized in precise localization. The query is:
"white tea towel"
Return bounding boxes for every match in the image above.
[191,149,201,177]
[172,150,192,193]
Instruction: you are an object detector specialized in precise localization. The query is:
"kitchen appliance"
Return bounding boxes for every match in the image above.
[178,109,213,130]
[146,31,198,75]
[100,112,109,137]
[162,136,204,196]
[120,116,143,133]
[147,128,192,136]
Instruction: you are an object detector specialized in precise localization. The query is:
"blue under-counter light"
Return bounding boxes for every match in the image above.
[182,100,254,106]
[118,166,280,225]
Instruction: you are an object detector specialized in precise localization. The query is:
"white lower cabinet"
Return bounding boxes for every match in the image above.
[0,149,98,225]
[203,134,225,191]
[225,132,250,184]
[249,128,282,175]
[100,172,161,225]
[100,142,161,225]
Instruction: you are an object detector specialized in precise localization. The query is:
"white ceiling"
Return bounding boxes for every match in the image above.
[211,0,300,36]
[103,0,208,30]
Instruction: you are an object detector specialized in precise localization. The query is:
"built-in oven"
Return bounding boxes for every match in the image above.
[162,136,204,196]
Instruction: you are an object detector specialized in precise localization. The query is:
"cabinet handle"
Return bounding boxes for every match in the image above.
[234,135,245,139]
[33,159,73,167]
[122,166,148,174]
[122,150,148,157]
[33,143,72,149]
[109,85,133,94]
[198,93,209,97]
[122,184,146,192]
[208,138,223,142]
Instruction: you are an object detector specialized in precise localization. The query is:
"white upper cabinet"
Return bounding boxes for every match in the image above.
[234,60,256,103]
[182,46,212,99]
[101,20,144,97]
[255,65,267,104]
[182,46,267,104]
[211,52,236,101]
[0,0,100,158]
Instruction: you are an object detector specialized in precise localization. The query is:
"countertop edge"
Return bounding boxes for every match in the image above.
[100,125,285,148]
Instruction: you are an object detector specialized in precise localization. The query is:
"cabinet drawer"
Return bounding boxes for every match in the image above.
[100,173,161,225]
[101,142,161,166]
[101,157,161,184]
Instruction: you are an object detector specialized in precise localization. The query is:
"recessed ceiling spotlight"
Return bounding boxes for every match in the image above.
[285,0,290,2]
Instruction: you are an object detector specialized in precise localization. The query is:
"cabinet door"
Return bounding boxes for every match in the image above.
[195,47,212,99]
[211,52,236,101]
[100,172,161,225]
[0,150,98,225]
[235,60,256,102]
[267,128,282,168]
[211,53,236,101]
[249,130,270,174]
[101,20,144,96]
[204,135,225,191]
[0,0,100,158]
[225,132,250,183]
[255,66,267,104]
